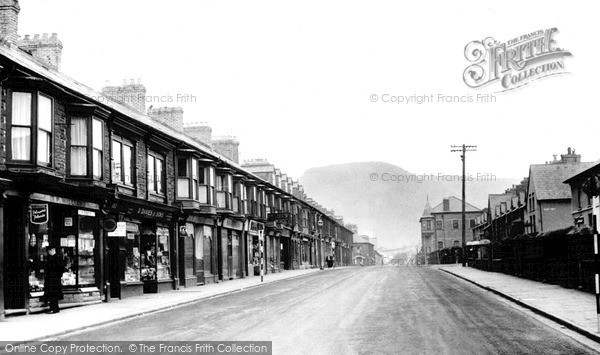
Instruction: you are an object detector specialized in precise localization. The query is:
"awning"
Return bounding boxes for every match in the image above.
[466,239,491,247]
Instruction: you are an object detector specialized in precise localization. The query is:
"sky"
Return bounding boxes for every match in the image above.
[18,0,600,182]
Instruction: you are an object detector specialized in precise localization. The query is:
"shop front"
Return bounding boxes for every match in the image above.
[246,220,265,277]
[217,218,244,281]
[179,216,214,288]
[3,193,102,314]
[104,200,178,298]
[265,229,282,274]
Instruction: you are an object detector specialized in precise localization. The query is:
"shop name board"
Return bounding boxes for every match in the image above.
[267,212,290,222]
[249,220,265,233]
[136,207,168,219]
[30,204,48,224]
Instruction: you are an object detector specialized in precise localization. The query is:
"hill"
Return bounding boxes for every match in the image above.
[299,162,521,249]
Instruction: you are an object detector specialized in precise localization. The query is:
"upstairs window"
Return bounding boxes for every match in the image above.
[147,152,165,195]
[436,220,443,230]
[112,137,134,186]
[10,92,54,165]
[69,117,103,178]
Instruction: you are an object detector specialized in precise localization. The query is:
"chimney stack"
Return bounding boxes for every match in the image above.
[0,0,19,46]
[443,198,450,212]
[101,79,147,114]
[183,122,212,148]
[560,147,581,163]
[18,33,63,71]
[148,106,184,132]
[211,136,239,164]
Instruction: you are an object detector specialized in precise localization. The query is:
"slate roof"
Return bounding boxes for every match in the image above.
[420,199,433,219]
[353,234,372,244]
[529,162,596,200]
[564,162,600,184]
[488,193,515,218]
[430,196,481,214]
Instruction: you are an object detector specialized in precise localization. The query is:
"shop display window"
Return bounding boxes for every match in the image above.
[156,227,171,280]
[124,223,141,283]
[140,233,157,282]
[28,223,49,292]
[28,206,98,291]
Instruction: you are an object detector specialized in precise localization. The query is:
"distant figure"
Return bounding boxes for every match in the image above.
[326,255,334,268]
[43,246,64,314]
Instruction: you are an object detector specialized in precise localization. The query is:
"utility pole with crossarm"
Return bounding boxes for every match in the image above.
[451,144,477,267]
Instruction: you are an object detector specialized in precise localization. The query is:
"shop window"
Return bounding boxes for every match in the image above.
[9,92,54,165]
[27,206,98,291]
[69,117,104,178]
[184,223,195,276]
[124,223,141,282]
[147,152,165,195]
[140,226,171,281]
[112,137,134,186]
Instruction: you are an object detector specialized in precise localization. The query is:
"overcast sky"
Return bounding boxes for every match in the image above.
[18,0,600,181]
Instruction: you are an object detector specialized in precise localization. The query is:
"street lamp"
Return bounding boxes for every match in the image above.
[318,218,324,270]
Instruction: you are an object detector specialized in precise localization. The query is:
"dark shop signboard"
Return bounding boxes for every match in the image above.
[30,204,49,224]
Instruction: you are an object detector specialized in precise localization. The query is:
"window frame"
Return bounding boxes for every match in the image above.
[147,151,166,196]
[68,115,105,179]
[112,135,135,187]
[7,90,55,167]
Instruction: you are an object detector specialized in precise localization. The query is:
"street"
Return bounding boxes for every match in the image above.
[59,267,597,354]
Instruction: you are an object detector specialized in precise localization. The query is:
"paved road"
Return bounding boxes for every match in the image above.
[60,267,598,354]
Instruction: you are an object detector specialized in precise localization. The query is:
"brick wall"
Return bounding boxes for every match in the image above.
[136,140,147,199]
[148,107,183,132]
[53,101,67,177]
[18,33,62,71]
[0,0,19,45]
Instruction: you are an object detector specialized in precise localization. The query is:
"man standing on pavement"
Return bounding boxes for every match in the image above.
[44,246,64,314]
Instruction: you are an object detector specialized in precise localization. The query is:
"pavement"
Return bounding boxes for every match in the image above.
[0,267,332,342]
[437,264,600,343]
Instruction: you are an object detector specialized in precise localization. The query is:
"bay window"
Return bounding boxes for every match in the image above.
[177,157,215,204]
[112,137,134,186]
[69,117,104,178]
[147,152,165,195]
[9,91,54,165]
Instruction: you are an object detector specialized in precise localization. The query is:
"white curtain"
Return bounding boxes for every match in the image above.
[147,155,155,192]
[37,95,52,164]
[11,92,32,160]
[11,127,30,160]
[123,145,132,185]
[70,118,87,175]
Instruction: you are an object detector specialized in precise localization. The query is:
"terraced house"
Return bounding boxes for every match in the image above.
[0,0,353,317]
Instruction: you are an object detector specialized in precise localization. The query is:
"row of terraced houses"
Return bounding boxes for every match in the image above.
[0,0,353,317]
[420,148,600,282]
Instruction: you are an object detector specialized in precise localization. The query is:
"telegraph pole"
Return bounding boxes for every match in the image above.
[451,144,477,267]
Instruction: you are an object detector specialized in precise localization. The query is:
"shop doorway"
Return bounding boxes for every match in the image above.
[4,198,26,310]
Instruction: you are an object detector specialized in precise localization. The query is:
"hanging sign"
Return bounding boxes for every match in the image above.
[107,222,127,237]
[30,204,49,224]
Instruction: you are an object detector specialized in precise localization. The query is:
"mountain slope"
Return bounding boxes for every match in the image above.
[299,162,520,249]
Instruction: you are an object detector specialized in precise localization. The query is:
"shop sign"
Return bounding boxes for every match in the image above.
[108,222,127,237]
[64,217,73,227]
[30,204,48,225]
[223,218,244,231]
[267,212,290,222]
[249,220,265,234]
[135,207,170,220]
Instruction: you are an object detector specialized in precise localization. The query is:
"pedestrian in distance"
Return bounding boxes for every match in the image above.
[43,245,64,314]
